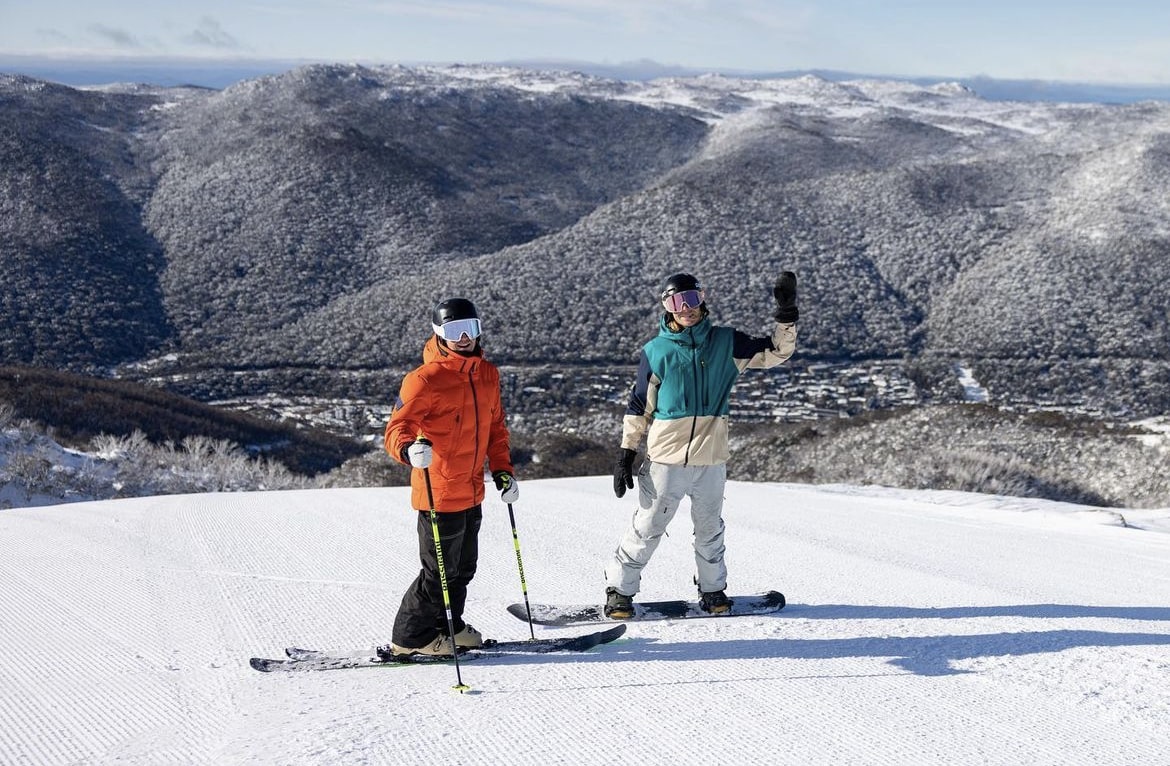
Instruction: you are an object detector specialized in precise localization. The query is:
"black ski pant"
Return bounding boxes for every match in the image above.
[392,504,483,648]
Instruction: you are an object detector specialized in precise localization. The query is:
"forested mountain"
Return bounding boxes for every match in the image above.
[2,66,1170,416]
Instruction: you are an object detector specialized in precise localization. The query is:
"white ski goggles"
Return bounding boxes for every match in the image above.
[662,289,705,313]
[432,317,482,341]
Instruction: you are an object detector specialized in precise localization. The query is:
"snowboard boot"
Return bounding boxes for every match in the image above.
[698,589,733,614]
[604,587,635,619]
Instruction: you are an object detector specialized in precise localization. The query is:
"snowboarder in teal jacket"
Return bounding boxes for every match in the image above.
[604,271,798,618]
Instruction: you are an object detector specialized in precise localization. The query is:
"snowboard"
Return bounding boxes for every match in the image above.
[508,590,786,626]
[249,624,626,672]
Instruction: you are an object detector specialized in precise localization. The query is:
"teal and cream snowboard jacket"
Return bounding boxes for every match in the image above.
[620,315,796,466]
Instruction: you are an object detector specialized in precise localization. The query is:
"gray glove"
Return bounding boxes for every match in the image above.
[493,471,519,503]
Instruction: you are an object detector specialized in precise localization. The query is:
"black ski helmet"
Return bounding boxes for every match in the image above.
[431,297,479,327]
[661,273,702,300]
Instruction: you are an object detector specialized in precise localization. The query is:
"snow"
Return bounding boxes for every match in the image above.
[432,64,1089,133]
[2,477,1168,765]
[955,364,990,403]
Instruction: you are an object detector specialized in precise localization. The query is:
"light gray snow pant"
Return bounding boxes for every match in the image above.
[604,460,728,596]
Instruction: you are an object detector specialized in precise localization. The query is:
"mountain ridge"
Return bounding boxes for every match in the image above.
[2,64,1169,416]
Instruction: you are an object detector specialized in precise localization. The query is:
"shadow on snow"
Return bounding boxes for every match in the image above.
[498,602,1170,677]
[618,629,1170,676]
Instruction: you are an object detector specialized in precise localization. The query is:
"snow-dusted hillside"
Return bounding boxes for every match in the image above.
[5,65,1170,415]
[2,478,1167,765]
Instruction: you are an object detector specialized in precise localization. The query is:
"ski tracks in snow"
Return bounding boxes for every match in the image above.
[1,481,1168,765]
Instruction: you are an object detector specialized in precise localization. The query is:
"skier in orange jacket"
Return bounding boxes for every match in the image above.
[382,297,517,656]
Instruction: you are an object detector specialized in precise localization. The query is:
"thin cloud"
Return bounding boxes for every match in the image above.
[183,17,244,51]
[87,24,143,50]
[33,28,73,46]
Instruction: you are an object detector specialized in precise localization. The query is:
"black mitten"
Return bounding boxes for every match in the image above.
[773,271,799,323]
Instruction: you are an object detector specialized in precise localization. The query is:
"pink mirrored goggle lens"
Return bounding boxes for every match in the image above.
[432,317,482,341]
[662,289,705,313]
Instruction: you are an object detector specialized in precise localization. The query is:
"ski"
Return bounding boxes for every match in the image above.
[507,590,786,626]
[249,624,626,672]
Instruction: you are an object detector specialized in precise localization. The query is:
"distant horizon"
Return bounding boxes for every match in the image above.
[4,53,1170,104]
[6,1,1169,89]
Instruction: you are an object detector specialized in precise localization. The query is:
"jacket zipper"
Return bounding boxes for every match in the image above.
[469,362,481,500]
[684,328,700,466]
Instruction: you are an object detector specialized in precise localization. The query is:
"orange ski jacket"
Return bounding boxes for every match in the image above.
[385,336,514,512]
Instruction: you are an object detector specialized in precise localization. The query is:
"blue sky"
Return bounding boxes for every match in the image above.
[1,0,1168,84]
